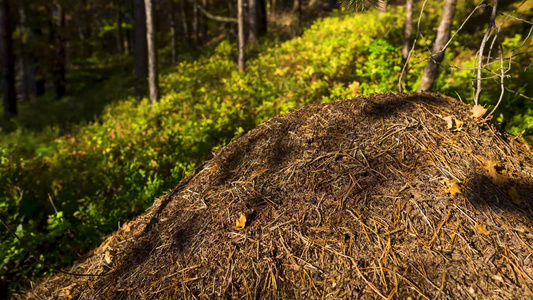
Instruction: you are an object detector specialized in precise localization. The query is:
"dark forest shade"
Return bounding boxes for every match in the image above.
[0,0,16,116]
[134,0,148,79]
[51,1,66,99]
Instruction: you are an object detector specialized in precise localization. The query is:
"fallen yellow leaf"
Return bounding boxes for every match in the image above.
[508,187,522,205]
[474,223,490,236]
[234,212,247,231]
[442,116,464,131]
[484,160,507,185]
[444,179,461,196]
[471,105,488,119]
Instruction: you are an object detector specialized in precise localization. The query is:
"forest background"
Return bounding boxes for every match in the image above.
[0,0,531,295]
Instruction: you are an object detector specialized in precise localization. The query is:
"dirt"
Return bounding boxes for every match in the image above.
[19,93,533,299]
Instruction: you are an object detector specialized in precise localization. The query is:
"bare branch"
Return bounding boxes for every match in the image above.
[192,0,238,23]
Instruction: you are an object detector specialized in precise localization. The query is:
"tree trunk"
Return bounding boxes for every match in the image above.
[116,0,124,56]
[418,0,457,92]
[0,0,16,116]
[248,0,257,42]
[169,0,177,64]
[18,0,36,102]
[52,1,66,99]
[133,0,147,79]
[144,0,159,104]
[238,0,245,71]
[192,0,199,43]
[201,0,208,42]
[401,0,413,65]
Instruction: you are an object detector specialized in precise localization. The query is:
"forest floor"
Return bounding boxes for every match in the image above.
[21,93,533,299]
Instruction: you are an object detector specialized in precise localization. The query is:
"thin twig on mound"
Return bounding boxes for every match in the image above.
[20,93,533,300]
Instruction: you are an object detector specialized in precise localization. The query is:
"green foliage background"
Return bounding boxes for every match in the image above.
[1,3,531,293]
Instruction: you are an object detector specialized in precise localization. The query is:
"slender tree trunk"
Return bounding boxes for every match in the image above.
[116,0,124,56]
[52,1,66,99]
[18,1,36,102]
[248,0,258,42]
[180,0,191,44]
[144,0,159,104]
[201,0,208,42]
[401,0,413,65]
[169,0,177,64]
[271,0,276,15]
[192,0,199,43]
[418,0,457,92]
[238,0,245,71]
[0,0,16,116]
[133,0,148,79]
[379,1,387,14]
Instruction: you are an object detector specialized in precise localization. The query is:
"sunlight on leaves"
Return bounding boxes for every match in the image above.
[443,179,461,196]
[474,223,490,236]
[234,212,247,231]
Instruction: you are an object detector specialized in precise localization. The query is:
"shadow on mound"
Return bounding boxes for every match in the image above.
[466,173,533,223]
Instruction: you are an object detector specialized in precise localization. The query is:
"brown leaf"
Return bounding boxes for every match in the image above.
[234,212,247,231]
[442,116,464,131]
[508,187,522,205]
[444,179,461,196]
[484,160,507,185]
[474,223,490,236]
[471,105,488,119]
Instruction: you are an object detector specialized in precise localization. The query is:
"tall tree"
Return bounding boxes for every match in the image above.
[52,0,66,99]
[144,0,159,103]
[169,0,178,64]
[0,0,16,116]
[248,0,258,42]
[17,0,37,102]
[401,0,413,64]
[418,0,457,92]
[133,0,148,79]
[238,0,245,71]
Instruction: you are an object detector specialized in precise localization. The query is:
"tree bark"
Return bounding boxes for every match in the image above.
[401,0,413,65]
[18,0,36,102]
[248,0,258,42]
[169,0,177,64]
[201,0,208,42]
[52,0,66,99]
[192,0,199,43]
[180,0,191,43]
[144,0,159,104]
[0,0,16,116]
[418,0,457,92]
[238,0,245,71]
[133,0,148,79]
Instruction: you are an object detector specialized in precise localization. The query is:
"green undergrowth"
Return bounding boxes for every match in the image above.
[1,3,531,294]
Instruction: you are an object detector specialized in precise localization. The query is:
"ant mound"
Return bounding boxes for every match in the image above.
[23,93,533,299]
